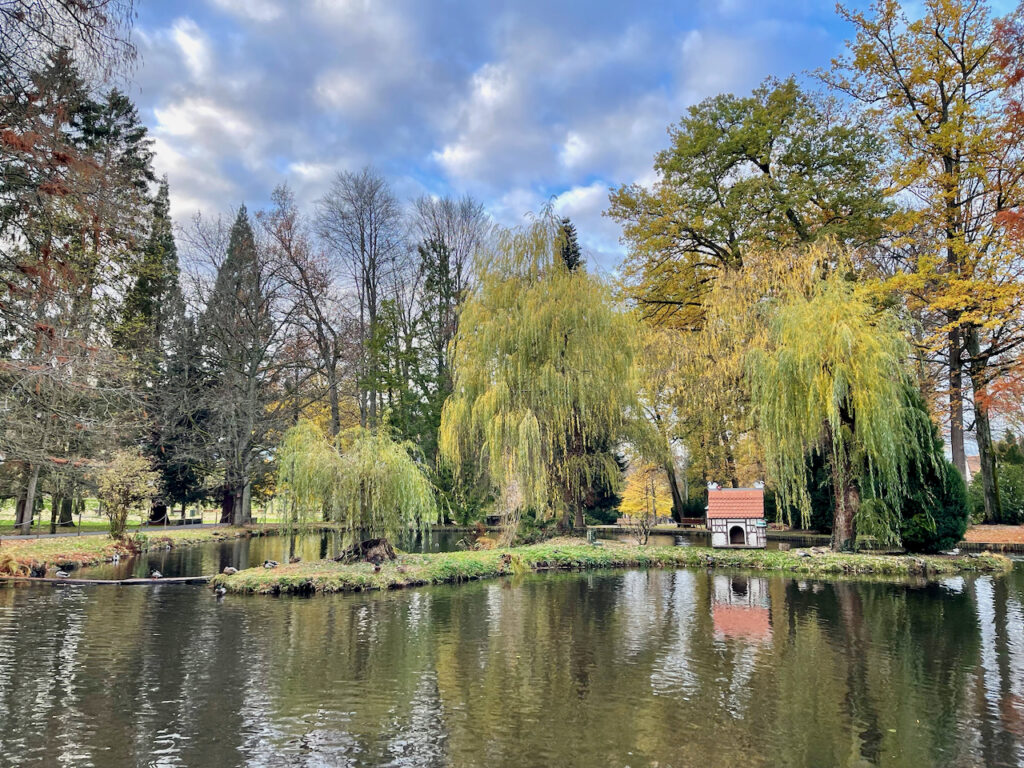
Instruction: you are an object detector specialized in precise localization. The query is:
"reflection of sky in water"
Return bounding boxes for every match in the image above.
[1,565,1024,766]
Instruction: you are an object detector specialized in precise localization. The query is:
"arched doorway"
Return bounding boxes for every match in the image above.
[729,526,746,546]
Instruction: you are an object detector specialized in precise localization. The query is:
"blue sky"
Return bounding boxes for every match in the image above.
[129,0,877,269]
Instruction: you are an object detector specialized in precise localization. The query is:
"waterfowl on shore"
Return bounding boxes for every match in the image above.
[263,560,279,569]
[222,566,238,575]
[55,570,70,578]
[150,570,163,579]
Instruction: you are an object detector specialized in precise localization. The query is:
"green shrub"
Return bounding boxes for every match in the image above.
[970,463,1024,524]
[900,459,968,553]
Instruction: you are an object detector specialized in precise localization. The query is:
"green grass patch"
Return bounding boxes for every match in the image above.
[214,539,1014,595]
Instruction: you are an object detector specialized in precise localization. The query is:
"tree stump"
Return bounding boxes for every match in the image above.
[333,538,396,564]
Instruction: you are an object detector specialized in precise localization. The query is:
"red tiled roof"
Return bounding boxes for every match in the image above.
[707,489,764,519]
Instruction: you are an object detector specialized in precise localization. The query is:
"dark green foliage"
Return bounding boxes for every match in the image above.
[676,495,707,519]
[559,217,582,271]
[901,460,968,553]
[202,206,282,524]
[793,387,969,551]
[891,388,967,552]
[968,432,1024,524]
[969,463,1024,525]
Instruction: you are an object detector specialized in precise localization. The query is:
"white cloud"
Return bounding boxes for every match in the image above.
[208,0,282,22]
[153,97,254,141]
[171,18,212,80]
[559,131,590,170]
[313,69,374,113]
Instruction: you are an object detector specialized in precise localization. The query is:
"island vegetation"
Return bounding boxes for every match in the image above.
[3,0,1024,583]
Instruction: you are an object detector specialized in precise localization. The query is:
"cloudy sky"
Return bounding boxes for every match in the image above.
[128,0,883,270]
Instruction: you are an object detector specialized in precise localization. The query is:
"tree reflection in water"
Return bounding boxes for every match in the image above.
[0,563,1021,767]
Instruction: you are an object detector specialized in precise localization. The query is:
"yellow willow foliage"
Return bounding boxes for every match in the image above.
[618,462,673,519]
[747,263,912,541]
[641,247,827,486]
[276,419,438,543]
[440,213,637,524]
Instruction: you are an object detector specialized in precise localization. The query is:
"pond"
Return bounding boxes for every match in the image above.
[0,562,1022,767]
[73,529,468,580]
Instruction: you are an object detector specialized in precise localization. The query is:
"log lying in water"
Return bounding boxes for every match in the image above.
[0,575,213,585]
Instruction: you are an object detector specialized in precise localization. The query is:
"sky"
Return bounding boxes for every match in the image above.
[128,0,880,271]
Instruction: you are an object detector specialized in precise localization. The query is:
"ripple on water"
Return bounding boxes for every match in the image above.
[0,564,1022,767]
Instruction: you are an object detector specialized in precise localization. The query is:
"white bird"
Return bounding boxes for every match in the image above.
[150,570,163,579]
[55,570,70,579]
[215,586,227,597]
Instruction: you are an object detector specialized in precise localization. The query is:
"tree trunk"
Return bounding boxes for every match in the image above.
[328,363,341,436]
[826,421,858,551]
[219,491,234,524]
[149,503,168,525]
[233,480,251,526]
[665,460,686,524]
[58,497,74,528]
[574,502,585,531]
[965,328,1002,523]
[949,328,967,478]
[18,464,40,535]
[720,431,739,488]
[50,495,60,535]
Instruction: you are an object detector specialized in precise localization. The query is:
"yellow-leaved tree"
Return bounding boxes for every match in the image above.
[825,0,1024,522]
[440,213,637,543]
[747,252,916,551]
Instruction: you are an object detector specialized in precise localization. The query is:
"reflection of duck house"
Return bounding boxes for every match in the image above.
[708,488,767,548]
[712,574,772,642]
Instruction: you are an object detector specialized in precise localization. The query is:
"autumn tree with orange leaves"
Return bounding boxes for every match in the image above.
[826,0,1024,523]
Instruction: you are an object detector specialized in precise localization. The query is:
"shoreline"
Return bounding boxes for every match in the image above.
[213,540,1014,596]
[0,523,339,576]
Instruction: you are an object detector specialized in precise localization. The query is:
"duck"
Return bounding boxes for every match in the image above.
[262,560,279,569]
[55,570,70,579]
[222,566,238,575]
[214,585,227,597]
[150,570,163,579]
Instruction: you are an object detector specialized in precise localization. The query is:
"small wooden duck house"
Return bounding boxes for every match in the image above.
[708,488,766,549]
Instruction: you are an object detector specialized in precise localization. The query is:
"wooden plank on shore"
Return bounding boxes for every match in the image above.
[0,575,213,585]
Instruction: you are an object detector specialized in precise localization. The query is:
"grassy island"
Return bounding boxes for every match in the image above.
[213,539,1014,595]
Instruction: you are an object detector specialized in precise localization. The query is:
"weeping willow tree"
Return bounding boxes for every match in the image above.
[747,263,913,551]
[276,420,438,556]
[439,212,636,543]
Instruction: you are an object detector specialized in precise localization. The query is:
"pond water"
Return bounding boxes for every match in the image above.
[74,529,467,580]
[1,563,1022,767]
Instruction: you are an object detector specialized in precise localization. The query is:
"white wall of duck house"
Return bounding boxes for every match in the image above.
[710,517,767,548]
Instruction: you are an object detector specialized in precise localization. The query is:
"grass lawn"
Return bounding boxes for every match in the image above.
[0,497,298,535]
[214,537,1014,595]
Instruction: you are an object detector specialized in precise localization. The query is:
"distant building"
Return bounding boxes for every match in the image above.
[707,488,767,548]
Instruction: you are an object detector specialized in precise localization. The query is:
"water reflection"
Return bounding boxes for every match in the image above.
[75,528,465,580]
[0,564,1021,767]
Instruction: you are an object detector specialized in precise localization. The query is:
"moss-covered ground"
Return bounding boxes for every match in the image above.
[214,538,1014,595]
